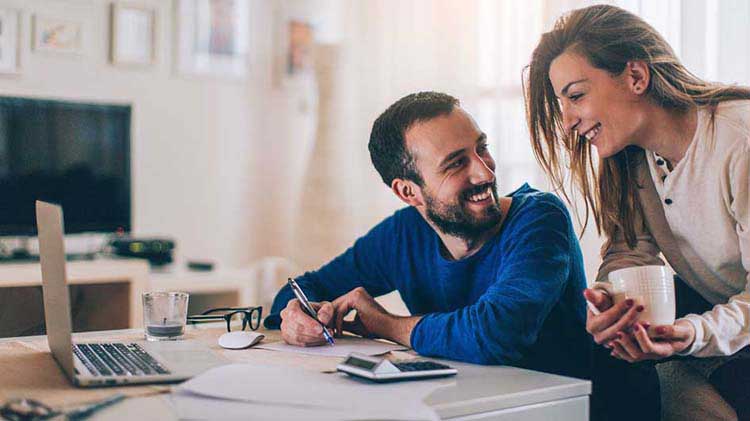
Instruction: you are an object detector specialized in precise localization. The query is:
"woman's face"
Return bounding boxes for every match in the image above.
[548,50,648,158]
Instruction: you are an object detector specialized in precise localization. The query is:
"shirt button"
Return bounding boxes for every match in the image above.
[665,198,673,205]
[656,159,665,166]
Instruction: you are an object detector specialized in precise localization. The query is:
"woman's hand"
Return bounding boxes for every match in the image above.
[609,319,696,362]
[584,288,644,346]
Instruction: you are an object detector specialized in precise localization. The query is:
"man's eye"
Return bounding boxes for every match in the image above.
[477,143,488,153]
[447,159,464,169]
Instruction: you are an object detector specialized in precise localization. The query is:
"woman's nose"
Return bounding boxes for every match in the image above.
[561,104,580,133]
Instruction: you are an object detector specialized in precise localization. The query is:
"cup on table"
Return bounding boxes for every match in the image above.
[591,265,676,332]
[142,291,189,341]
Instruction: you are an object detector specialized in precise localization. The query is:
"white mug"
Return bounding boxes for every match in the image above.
[588,265,676,329]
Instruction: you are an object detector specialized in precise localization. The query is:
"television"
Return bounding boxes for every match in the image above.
[0,96,131,235]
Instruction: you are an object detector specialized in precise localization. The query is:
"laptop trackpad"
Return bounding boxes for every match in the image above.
[140,341,226,375]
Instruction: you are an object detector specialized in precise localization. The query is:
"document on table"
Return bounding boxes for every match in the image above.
[169,390,353,421]
[255,336,408,357]
[173,363,450,420]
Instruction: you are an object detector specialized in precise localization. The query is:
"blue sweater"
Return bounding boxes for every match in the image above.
[265,184,591,378]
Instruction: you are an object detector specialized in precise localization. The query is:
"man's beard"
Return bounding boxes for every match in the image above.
[423,181,503,242]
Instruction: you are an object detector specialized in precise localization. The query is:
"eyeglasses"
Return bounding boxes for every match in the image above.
[1,398,55,420]
[1,393,125,421]
[187,306,262,332]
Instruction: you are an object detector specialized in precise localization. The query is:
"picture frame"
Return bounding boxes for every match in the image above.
[32,15,84,55]
[110,3,156,67]
[271,3,316,88]
[0,8,20,74]
[285,19,313,77]
[175,0,249,78]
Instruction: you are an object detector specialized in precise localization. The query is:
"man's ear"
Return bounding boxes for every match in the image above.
[625,60,650,96]
[391,178,424,207]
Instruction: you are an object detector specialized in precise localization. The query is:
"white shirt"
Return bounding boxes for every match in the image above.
[645,101,750,357]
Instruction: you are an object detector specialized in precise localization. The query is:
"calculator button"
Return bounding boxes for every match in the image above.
[394,361,450,372]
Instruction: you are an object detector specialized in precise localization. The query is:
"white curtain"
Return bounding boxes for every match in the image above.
[272,0,750,277]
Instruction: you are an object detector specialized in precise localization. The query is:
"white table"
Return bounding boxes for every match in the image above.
[0,326,591,420]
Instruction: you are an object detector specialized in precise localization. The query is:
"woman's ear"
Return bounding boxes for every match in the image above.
[391,178,424,207]
[626,60,650,95]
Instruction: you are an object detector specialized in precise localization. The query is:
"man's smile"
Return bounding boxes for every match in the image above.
[463,184,495,205]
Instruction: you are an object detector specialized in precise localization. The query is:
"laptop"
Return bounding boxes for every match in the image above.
[36,200,224,387]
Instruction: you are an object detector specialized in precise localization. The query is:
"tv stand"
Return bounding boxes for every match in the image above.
[10,249,32,260]
[0,252,98,264]
[0,258,150,337]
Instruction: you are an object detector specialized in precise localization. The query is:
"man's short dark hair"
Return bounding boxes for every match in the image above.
[368,91,459,187]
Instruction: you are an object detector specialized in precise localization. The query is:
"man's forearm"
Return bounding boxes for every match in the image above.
[376,314,422,347]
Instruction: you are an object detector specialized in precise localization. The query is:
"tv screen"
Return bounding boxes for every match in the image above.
[0,96,131,235]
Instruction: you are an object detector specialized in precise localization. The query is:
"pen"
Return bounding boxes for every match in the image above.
[287,278,335,346]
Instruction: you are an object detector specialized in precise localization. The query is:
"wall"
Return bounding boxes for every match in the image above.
[0,0,280,267]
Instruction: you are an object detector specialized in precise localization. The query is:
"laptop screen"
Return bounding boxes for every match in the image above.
[36,200,76,380]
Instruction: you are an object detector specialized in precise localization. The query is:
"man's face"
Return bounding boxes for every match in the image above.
[405,107,502,240]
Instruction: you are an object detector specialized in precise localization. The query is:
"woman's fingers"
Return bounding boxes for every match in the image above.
[591,301,643,345]
[631,323,669,357]
[651,323,691,341]
[587,298,635,336]
[609,340,633,363]
[608,321,692,363]
[615,330,642,359]
[583,288,613,313]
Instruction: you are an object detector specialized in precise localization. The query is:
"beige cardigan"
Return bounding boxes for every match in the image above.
[596,105,749,357]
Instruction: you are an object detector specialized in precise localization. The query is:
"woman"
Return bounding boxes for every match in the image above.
[524,4,749,421]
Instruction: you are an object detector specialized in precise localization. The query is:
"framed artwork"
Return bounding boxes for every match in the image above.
[33,15,84,54]
[285,20,313,76]
[111,3,156,67]
[0,9,20,73]
[271,3,316,88]
[175,0,249,78]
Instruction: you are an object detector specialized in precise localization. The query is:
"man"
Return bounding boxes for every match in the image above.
[264,92,590,378]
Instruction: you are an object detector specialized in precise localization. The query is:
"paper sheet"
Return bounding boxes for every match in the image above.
[255,336,408,357]
[169,390,352,421]
[175,363,447,420]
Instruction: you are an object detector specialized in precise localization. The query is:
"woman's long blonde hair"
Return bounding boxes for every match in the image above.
[524,4,750,248]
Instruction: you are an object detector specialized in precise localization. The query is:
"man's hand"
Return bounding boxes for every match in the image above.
[610,319,696,362]
[331,287,390,339]
[279,298,334,347]
[331,287,420,347]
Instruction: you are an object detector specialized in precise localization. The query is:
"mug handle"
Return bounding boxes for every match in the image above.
[586,282,615,315]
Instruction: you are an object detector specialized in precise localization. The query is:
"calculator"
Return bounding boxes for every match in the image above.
[337,353,457,382]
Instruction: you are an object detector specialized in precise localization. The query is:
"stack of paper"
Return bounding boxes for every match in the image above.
[170,363,447,420]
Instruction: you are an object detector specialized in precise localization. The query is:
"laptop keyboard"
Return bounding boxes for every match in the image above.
[73,343,171,377]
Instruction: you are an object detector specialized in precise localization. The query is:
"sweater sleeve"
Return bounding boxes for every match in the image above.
[596,202,664,283]
[679,139,750,357]
[263,213,400,329]
[410,198,573,365]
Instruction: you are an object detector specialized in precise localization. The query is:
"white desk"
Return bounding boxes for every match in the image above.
[0,326,591,420]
